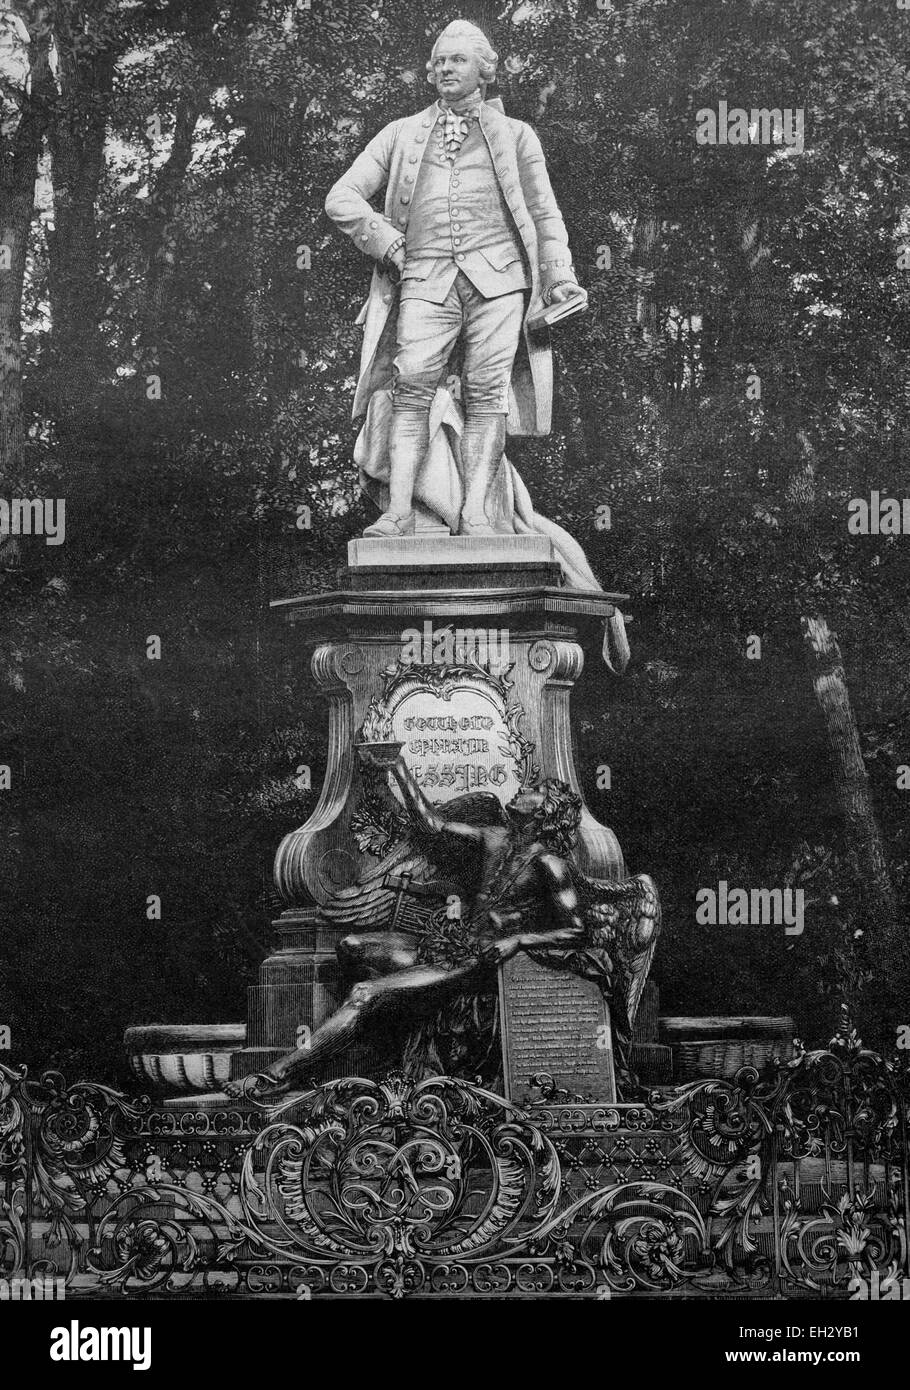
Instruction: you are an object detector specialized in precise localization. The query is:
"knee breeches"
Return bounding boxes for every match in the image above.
[392,273,525,415]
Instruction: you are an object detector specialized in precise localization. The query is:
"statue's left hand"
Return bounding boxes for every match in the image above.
[548,283,587,307]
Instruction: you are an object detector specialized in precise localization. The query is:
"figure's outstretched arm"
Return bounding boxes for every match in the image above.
[390,759,485,846]
[524,852,586,947]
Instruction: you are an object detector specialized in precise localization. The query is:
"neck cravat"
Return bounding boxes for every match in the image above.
[443,107,470,161]
[440,96,482,162]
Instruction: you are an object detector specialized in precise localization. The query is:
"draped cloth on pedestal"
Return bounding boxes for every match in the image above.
[354,383,602,593]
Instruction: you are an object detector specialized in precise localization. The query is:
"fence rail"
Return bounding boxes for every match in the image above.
[2,1016,907,1299]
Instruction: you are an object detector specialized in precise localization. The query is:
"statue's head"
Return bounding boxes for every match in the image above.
[506,779,582,857]
[427,20,498,101]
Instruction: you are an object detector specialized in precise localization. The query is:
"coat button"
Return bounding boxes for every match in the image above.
[409,154,419,163]
[422,118,431,127]
[400,195,410,204]
[415,135,425,143]
[360,234,369,242]
[369,220,378,228]
[457,253,465,261]
[404,174,414,183]
[453,238,461,246]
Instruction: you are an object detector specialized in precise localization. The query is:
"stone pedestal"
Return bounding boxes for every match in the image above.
[238,536,629,1098]
[630,980,673,1085]
[272,535,627,901]
[132,537,631,1104]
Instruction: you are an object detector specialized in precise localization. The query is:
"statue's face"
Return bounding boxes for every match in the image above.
[430,38,484,102]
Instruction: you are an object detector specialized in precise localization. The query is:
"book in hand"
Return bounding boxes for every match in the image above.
[527,288,589,334]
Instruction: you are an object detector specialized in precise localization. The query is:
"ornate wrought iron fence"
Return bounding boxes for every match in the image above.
[1,1014,907,1298]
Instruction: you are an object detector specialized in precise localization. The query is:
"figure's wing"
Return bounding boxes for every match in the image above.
[575,870,662,1026]
[624,882,661,1026]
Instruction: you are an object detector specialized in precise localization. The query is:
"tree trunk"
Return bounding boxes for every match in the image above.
[243,97,292,396]
[47,13,115,421]
[0,6,53,476]
[734,200,813,501]
[139,98,202,373]
[632,212,669,594]
[801,615,906,1040]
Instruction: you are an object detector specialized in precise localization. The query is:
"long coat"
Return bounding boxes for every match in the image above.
[325,97,578,437]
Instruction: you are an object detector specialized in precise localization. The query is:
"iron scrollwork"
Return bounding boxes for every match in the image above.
[2,1014,909,1298]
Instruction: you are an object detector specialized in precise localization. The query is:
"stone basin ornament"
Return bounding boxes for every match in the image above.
[124,1023,246,1094]
[355,740,404,767]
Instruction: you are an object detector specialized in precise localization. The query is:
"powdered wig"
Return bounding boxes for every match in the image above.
[426,20,499,86]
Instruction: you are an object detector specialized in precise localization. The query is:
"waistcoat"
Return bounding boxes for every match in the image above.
[401,115,530,303]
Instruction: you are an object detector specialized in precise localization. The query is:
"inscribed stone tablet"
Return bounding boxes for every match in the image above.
[499,953,616,1104]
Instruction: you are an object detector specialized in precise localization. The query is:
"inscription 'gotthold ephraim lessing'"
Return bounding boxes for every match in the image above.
[326,19,599,589]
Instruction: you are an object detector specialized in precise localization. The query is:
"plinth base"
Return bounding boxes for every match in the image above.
[347,534,560,585]
[246,552,633,1097]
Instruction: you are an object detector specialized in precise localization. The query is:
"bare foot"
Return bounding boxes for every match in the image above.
[225,1072,288,1101]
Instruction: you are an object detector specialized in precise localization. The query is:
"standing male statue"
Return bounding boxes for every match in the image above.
[325,19,593,571]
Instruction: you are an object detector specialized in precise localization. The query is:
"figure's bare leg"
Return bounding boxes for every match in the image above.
[230,957,486,1097]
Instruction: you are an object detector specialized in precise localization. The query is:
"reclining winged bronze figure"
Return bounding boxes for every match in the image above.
[229,749,660,1101]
